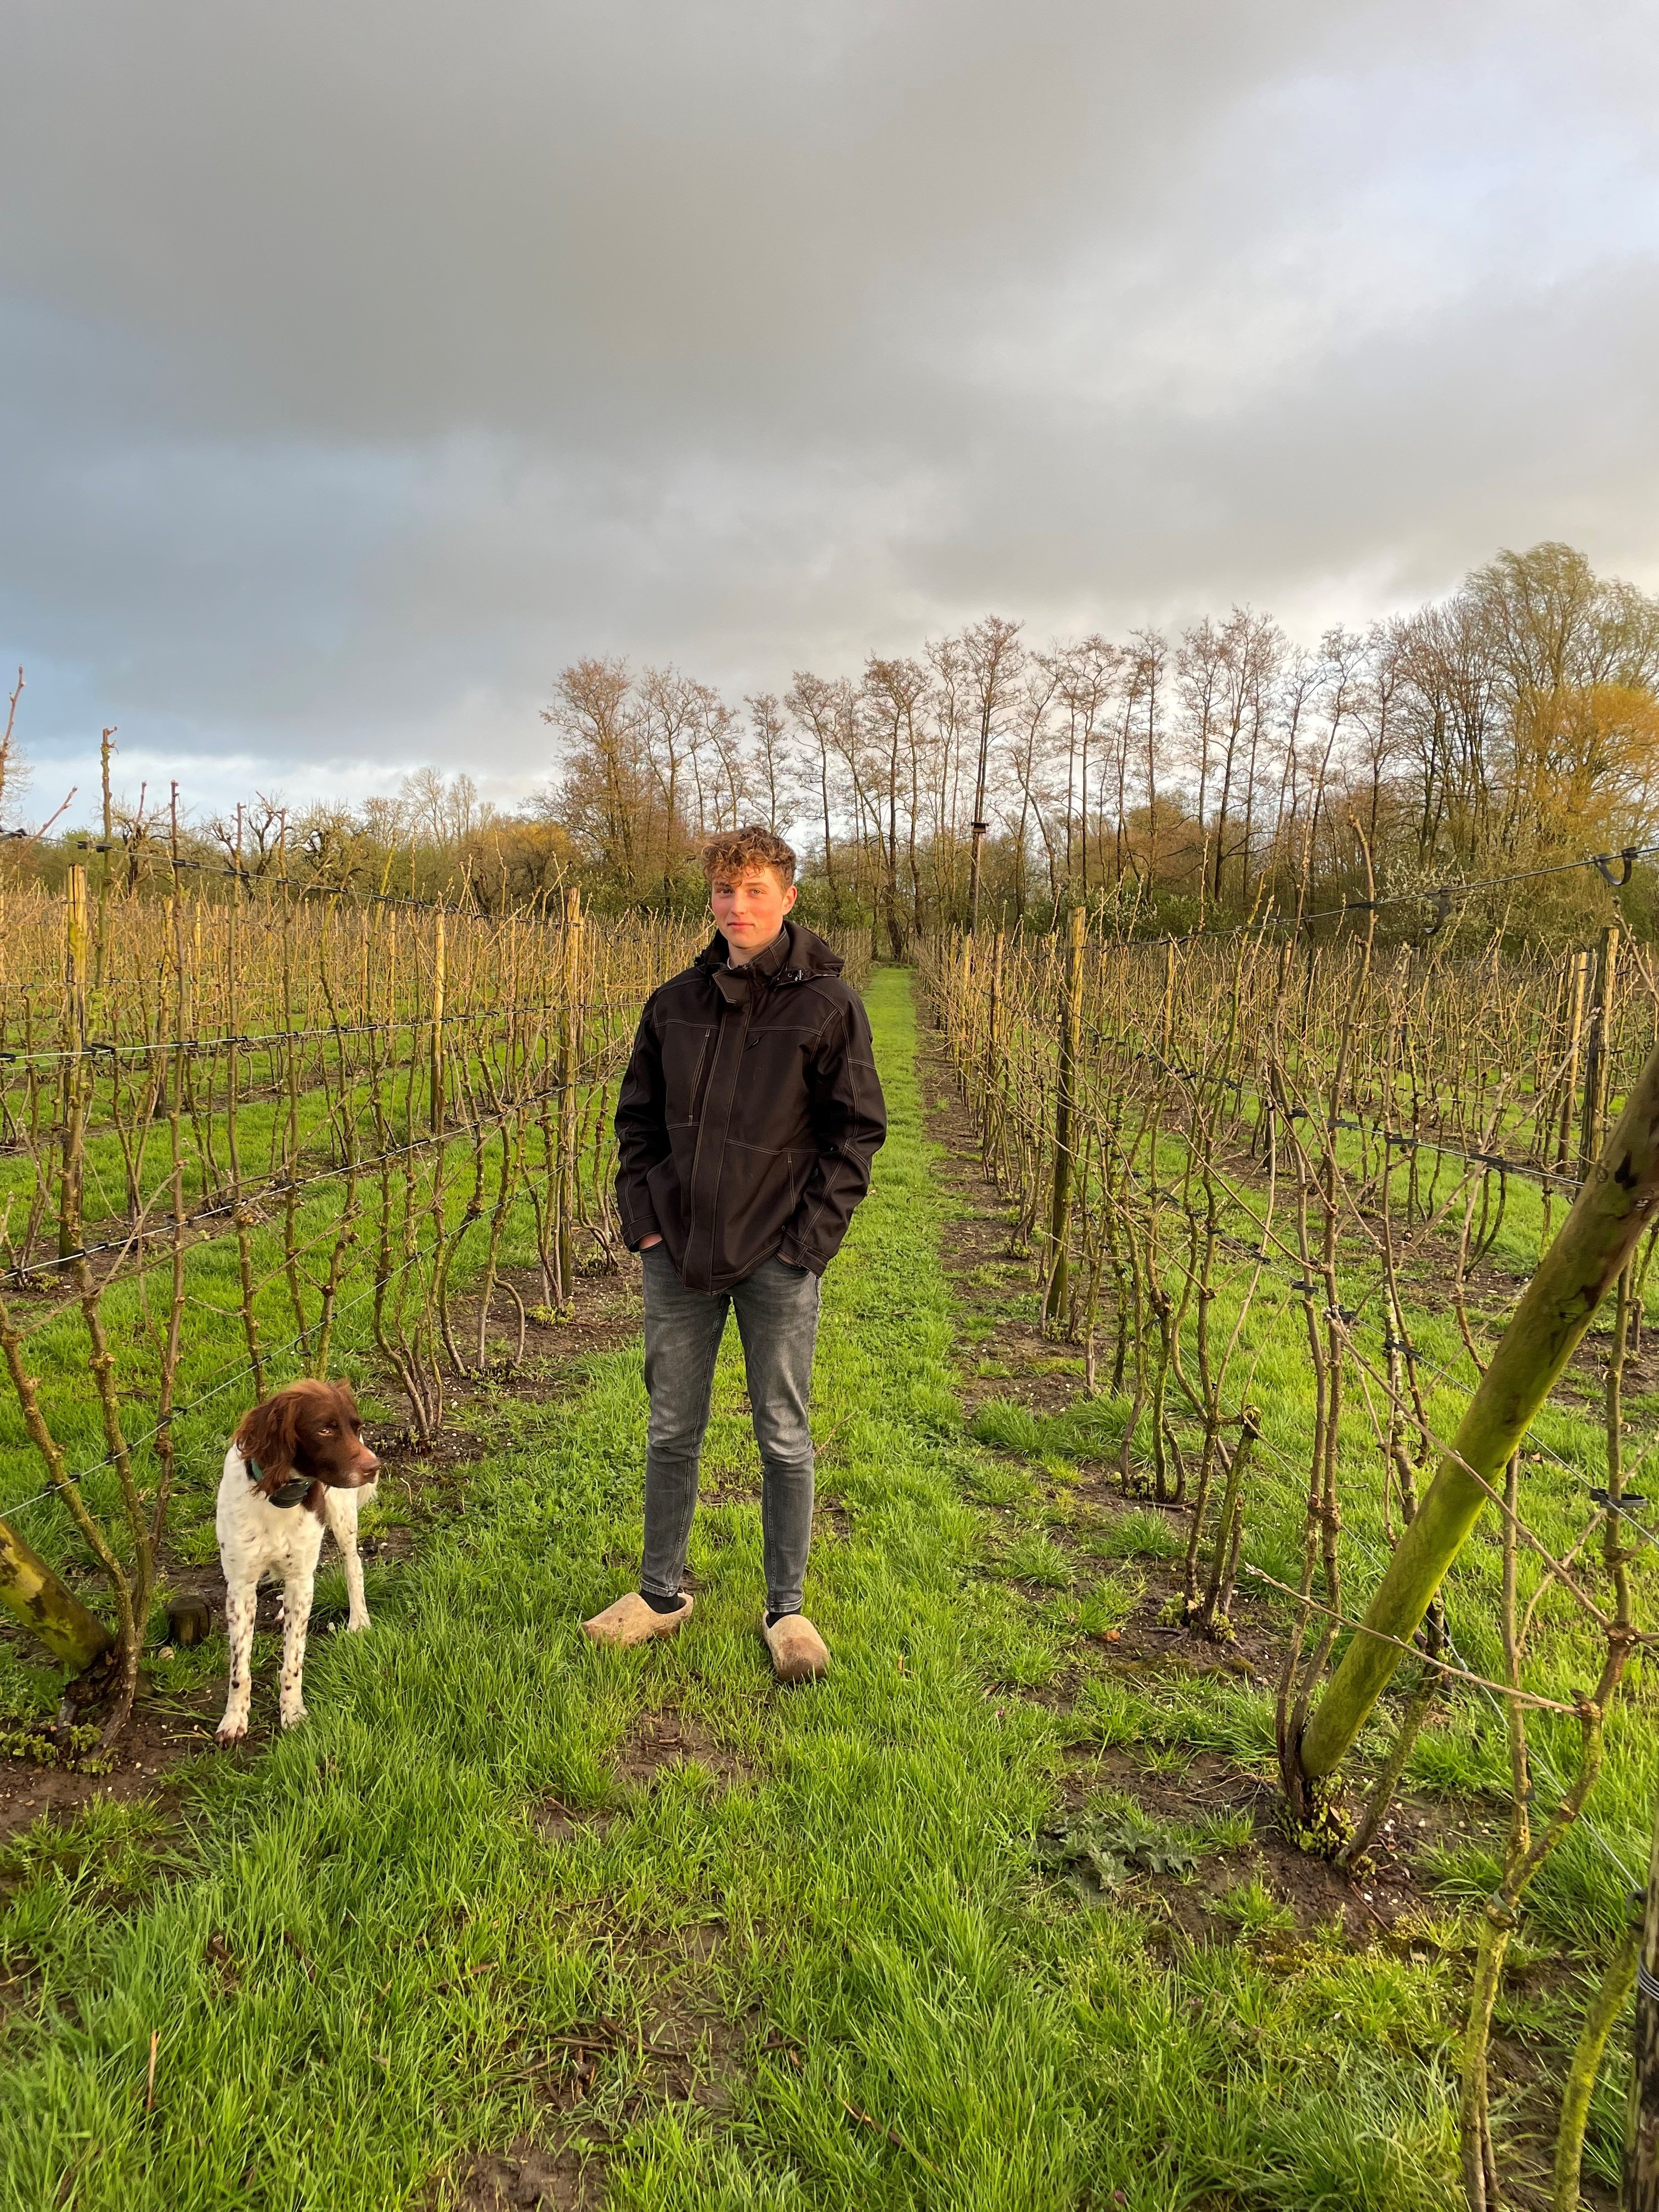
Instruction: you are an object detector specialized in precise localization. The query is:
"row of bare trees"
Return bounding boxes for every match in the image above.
[0,866,724,1742]
[533,540,1659,944]
[7,543,1658,949]
[924,917,1659,2208]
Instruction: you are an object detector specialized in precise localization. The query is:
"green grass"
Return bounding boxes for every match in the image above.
[0,974,1485,2207]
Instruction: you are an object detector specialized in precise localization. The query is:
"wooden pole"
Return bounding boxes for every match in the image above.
[1555,948,1590,1180]
[1580,924,1621,1177]
[57,865,88,1258]
[93,727,115,994]
[556,887,583,1304]
[1160,938,1176,1063]
[1627,1799,1659,2207]
[0,1513,113,1670]
[430,907,447,1136]
[1043,906,1087,1331]
[1298,1025,1659,1794]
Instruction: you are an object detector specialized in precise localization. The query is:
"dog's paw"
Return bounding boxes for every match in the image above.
[278,1703,308,1730]
[345,1612,371,1634]
[214,1719,247,1747]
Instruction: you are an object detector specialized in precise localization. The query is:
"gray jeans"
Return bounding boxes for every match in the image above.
[640,1245,820,1618]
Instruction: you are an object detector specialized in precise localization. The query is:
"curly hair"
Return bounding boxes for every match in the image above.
[699,826,797,888]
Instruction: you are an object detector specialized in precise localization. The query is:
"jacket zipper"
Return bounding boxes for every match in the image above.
[687,1032,713,1123]
[684,964,803,1279]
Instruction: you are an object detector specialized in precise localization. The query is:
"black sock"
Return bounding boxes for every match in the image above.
[639,1589,686,1615]
[765,1610,794,1629]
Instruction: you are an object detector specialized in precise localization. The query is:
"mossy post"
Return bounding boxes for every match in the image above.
[1295,1028,1659,1798]
[0,1513,113,1671]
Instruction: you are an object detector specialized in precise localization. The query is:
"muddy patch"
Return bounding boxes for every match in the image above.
[0,1698,198,1844]
[616,1708,751,1792]
[531,1798,617,1846]
[449,2137,606,2210]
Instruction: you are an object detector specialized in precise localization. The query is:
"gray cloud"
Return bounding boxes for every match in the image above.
[2,0,1657,816]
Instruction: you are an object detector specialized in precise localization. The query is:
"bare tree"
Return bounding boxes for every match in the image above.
[695,684,747,833]
[862,656,930,955]
[543,658,651,890]
[924,632,971,923]
[1005,655,1062,919]
[0,669,27,834]
[208,793,287,889]
[963,616,1025,930]
[786,672,852,914]
[1211,610,1284,905]
[637,667,701,895]
[1053,636,1121,900]
[746,692,794,835]
[1126,628,1167,886]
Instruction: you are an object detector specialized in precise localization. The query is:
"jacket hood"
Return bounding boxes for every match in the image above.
[696,917,845,982]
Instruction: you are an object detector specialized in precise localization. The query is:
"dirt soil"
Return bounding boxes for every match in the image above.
[449,2138,607,2211]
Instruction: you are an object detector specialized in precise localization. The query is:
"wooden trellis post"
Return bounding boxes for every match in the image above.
[1043,905,1087,1331]
[556,887,583,1305]
[1296,1027,1659,1799]
[1628,1798,1659,2207]
[430,907,447,1136]
[57,865,88,1258]
[1555,948,1590,1171]
[1579,923,1620,1176]
[0,1512,112,1670]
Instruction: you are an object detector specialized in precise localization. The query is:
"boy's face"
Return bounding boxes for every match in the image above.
[710,866,797,962]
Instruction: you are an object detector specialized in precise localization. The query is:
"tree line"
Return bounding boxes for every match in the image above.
[7,541,1659,947]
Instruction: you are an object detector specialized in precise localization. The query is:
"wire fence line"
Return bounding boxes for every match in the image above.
[1121,836,1659,951]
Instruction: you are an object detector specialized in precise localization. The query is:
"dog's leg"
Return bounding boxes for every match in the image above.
[325,1486,372,1633]
[278,1567,314,1729]
[216,1580,257,1745]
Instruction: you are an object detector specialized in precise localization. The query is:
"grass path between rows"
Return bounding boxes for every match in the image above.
[1,972,1462,2211]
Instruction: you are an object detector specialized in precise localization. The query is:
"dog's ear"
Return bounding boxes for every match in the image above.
[233,1391,301,1476]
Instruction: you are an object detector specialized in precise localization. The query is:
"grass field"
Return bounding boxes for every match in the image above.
[1,970,1626,2208]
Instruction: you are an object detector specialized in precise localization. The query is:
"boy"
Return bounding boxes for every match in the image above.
[583,827,887,1679]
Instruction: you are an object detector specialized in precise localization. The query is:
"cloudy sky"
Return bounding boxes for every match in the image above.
[4,1,1657,823]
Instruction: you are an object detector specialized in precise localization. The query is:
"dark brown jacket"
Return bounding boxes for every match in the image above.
[614,921,886,1293]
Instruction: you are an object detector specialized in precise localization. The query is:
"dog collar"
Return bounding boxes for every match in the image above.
[244,1454,312,1509]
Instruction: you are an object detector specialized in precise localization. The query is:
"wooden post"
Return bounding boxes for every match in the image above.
[984,930,1005,1167]
[556,887,583,1304]
[1556,950,1590,1170]
[93,727,115,994]
[429,907,447,1136]
[1298,1027,1659,1795]
[1627,1798,1659,2207]
[1580,924,1621,1177]
[968,818,990,935]
[57,865,89,1258]
[1043,905,1087,1331]
[0,1513,114,1669]
[1160,938,1177,1063]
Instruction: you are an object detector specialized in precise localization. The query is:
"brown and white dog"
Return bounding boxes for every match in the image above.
[215,1380,380,1745]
